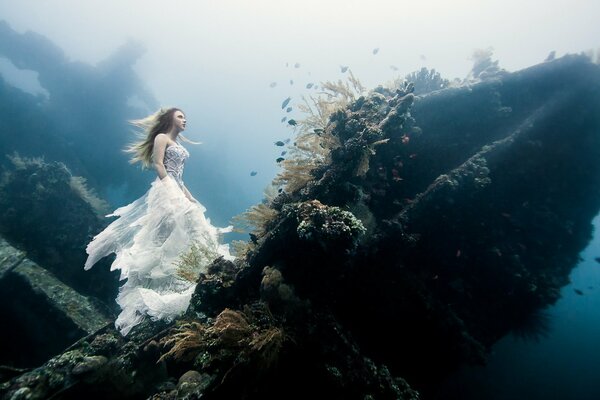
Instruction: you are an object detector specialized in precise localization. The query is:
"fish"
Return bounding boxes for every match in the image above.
[314,85,319,89]
[281,97,291,109]
[595,257,600,264]
[281,151,287,156]
[274,141,286,146]
[390,65,399,71]
[249,233,258,243]
[306,83,314,89]
[250,171,257,176]
[290,79,294,85]
[401,134,410,144]
[276,157,285,163]
[286,107,292,113]
[456,249,461,257]
[288,119,297,126]
[409,153,417,159]
[420,54,427,61]
[281,116,287,123]
[372,48,379,55]
[574,289,584,295]
[269,82,277,88]
[284,138,291,144]
[340,65,349,73]
[313,128,324,135]
[294,62,301,68]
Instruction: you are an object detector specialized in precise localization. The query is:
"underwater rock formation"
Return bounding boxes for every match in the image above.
[2,54,600,400]
[0,156,120,304]
[0,20,158,197]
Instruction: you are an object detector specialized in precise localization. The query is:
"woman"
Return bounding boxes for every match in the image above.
[85,107,232,336]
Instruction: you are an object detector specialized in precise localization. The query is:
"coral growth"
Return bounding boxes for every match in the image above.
[4,54,600,400]
[293,200,365,247]
[274,72,366,194]
[175,241,221,283]
[0,153,119,303]
[392,67,450,95]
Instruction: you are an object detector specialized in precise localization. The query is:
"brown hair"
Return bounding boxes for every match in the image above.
[125,107,182,168]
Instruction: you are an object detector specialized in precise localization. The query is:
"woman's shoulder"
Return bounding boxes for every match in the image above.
[155,133,177,149]
[154,133,169,144]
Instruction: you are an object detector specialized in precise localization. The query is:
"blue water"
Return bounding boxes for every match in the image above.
[437,216,600,399]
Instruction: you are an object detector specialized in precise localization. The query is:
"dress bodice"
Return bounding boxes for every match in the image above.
[163,142,189,188]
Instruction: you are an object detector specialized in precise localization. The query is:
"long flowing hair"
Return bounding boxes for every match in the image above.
[125,107,199,168]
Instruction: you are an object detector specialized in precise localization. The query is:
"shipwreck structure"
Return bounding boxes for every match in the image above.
[1,54,600,399]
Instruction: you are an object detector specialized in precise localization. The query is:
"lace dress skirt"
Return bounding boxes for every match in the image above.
[85,174,232,336]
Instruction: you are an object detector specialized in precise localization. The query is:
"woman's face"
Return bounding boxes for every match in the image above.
[173,110,186,132]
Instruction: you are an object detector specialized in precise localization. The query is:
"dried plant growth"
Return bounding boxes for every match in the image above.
[249,327,284,370]
[7,153,110,216]
[159,321,206,363]
[389,67,450,95]
[175,241,220,283]
[274,71,367,193]
[7,153,45,170]
[159,308,285,376]
[232,199,279,236]
[69,176,110,216]
[232,72,368,238]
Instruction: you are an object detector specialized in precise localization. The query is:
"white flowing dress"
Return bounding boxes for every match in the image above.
[85,142,232,336]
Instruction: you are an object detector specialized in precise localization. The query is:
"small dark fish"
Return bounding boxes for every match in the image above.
[281,97,291,109]
[574,289,584,295]
[314,85,319,89]
[306,83,314,89]
[281,116,287,123]
[269,82,277,88]
[313,128,324,135]
[250,171,257,176]
[294,62,300,68]
[286,107,292,113]
[290,79,294,85]
[285,62,289,67]
[372,48,379,55]
[249,233,258,243]
[281,151,287,156]
[390,65,399,71]
[274,141,285,146]
[288,119,297,126]
[340,65,349,73]
[595,257,600,264]
[284,138,291,144]
[276,157,285,163]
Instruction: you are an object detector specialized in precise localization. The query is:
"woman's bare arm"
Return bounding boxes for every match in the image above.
[182,185,197,203]
[153,134,169,180]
